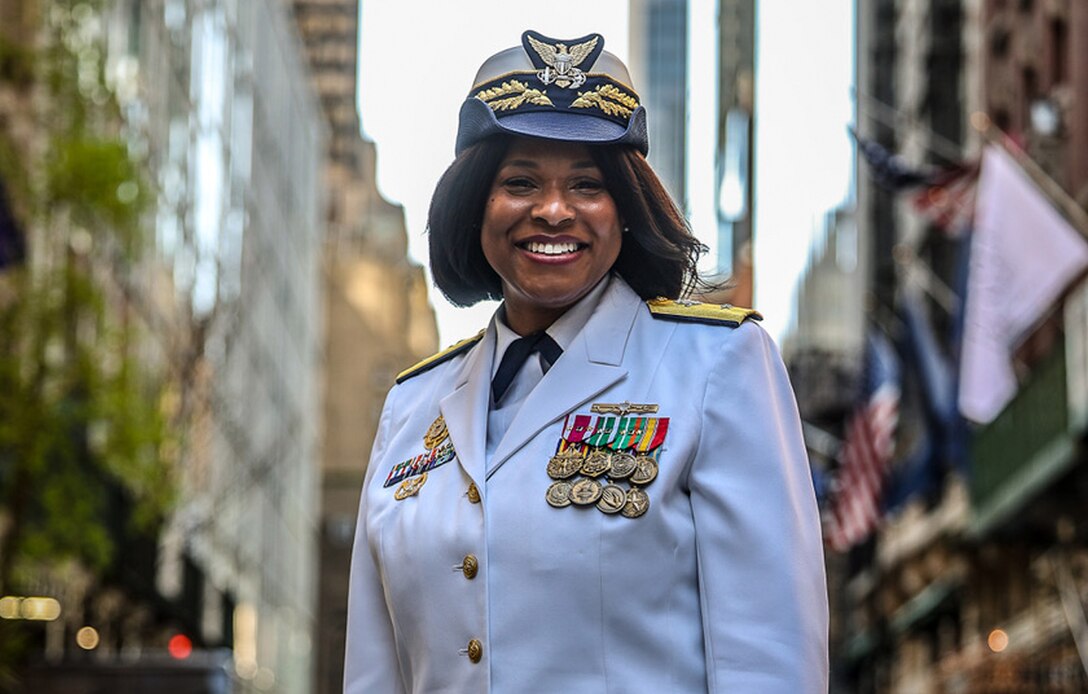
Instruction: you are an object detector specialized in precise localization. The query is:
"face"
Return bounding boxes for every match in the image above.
[481,138,622,332]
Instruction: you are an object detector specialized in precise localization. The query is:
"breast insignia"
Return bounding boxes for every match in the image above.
[396,329,486,384]
[645,298,763,327]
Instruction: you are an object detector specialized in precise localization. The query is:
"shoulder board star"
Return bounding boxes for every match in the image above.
[396,330,485,384]
[646,298,763,327]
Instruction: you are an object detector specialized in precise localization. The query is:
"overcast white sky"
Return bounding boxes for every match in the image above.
[358,0,853,344]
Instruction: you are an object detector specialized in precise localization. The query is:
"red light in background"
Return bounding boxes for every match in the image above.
[168,633,193,659]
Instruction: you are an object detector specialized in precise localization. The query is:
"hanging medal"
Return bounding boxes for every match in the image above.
[547,439,585,480]
[630,417,667,485]
[544,404,670,519]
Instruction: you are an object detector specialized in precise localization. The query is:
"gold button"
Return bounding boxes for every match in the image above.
[461,554,478,580]
[467,482,481,504]
[466,638,483,663]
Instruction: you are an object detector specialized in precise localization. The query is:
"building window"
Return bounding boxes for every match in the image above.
[1050,18,1067,85]
[1021,66,1038,127]
[989,26,1009,59]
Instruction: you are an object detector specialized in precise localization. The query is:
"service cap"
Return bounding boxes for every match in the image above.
[455,30,648,155]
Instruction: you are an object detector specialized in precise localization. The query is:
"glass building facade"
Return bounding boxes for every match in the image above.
[105,1,326,690]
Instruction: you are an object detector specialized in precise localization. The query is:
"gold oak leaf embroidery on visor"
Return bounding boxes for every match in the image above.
[476,80,554,112]
[570,84,639,118]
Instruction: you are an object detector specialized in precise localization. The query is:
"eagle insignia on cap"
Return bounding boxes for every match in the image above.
[526,34,599,89]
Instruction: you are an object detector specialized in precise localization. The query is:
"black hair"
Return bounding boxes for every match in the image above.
[427,135,706,306]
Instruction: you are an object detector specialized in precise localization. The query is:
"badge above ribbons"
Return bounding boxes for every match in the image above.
[384,415,458,499]
[545,403,668,519]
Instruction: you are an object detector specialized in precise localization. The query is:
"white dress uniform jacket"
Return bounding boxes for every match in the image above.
[345,277,829,693]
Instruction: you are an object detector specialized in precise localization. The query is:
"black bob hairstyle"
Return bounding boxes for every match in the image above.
[427,135,708,307]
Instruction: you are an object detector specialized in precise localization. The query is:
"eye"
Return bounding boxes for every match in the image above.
[572,178,605,193]
[502,176,536,192]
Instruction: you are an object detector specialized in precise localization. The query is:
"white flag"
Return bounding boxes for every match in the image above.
[959,145,1088,423]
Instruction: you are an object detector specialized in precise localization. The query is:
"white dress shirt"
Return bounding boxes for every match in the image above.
[485,276,611,464]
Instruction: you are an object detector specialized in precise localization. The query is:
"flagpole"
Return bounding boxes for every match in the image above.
[853,89,967,163]
[895,245,960,316]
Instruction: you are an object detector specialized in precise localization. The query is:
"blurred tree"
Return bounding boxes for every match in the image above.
[0,0,177,681]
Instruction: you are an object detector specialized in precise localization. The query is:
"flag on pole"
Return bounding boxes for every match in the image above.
[825,330,901,552]
[910,162,980,237]
[850,127,979,235]
[851,128,935,190]
[883,289,947,512]
[958,145,1088,423]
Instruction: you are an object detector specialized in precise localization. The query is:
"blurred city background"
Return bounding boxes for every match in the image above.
[0,0,1086,692]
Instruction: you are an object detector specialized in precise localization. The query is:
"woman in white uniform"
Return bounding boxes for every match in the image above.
[345,30,828,693]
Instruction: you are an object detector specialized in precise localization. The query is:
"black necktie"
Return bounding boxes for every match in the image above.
[491,332,563,405]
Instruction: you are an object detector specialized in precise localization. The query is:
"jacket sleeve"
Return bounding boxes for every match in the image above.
[689,322,829,693]
[344,391,406,694]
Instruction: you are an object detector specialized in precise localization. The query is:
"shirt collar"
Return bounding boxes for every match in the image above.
[490,275,612,378]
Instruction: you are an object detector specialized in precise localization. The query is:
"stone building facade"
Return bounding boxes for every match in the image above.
[290,2,437,692]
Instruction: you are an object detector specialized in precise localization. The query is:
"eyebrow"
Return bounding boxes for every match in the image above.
[501,159,599,170]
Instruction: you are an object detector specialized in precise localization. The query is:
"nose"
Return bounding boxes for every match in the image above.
[531,186,575,227]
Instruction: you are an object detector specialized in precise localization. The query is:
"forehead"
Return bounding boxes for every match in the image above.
[499,138,597,168]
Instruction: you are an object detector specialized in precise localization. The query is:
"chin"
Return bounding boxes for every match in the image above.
[518,286,590,310]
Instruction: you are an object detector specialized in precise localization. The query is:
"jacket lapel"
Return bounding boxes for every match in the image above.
[486,279,642,478]
[440,321,496,497]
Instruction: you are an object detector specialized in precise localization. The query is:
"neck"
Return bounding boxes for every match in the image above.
[502,300,568,336]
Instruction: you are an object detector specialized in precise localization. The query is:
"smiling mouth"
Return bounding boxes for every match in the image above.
[517,240,587,256]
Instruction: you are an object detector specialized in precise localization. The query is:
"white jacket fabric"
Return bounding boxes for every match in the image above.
[345,277,829,693]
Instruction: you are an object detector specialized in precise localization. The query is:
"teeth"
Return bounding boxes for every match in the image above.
[526,241,579,255]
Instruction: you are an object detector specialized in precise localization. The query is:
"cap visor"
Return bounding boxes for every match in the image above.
[497,111,628,144]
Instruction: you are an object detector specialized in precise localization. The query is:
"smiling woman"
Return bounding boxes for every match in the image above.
[345,29,829,694]
[428,135,701,314]
[479,139,622,334]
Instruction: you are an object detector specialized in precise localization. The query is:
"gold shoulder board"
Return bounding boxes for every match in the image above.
[395,330,486,384]
[646,298,763,327]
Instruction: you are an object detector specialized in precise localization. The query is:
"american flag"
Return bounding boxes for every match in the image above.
[825,330,901,552]
[910,162,980,237]
[850,126,980,237]
[851,128,935,191]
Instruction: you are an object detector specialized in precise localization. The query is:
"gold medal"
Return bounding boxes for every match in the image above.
[569,477,603,505]
[545,480,574,508]
[547,450,583,479]
[596,484,626,514]
[581,449,612,478]
[423,415,449,450]
[631,455,659,485]
[622,487,650,518]
[608,452,637,479]
[394,472,428,500]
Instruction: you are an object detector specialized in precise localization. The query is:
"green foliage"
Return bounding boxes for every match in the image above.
[0,0,175,603]
[46,137,150,253]
[0,263,174,576]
